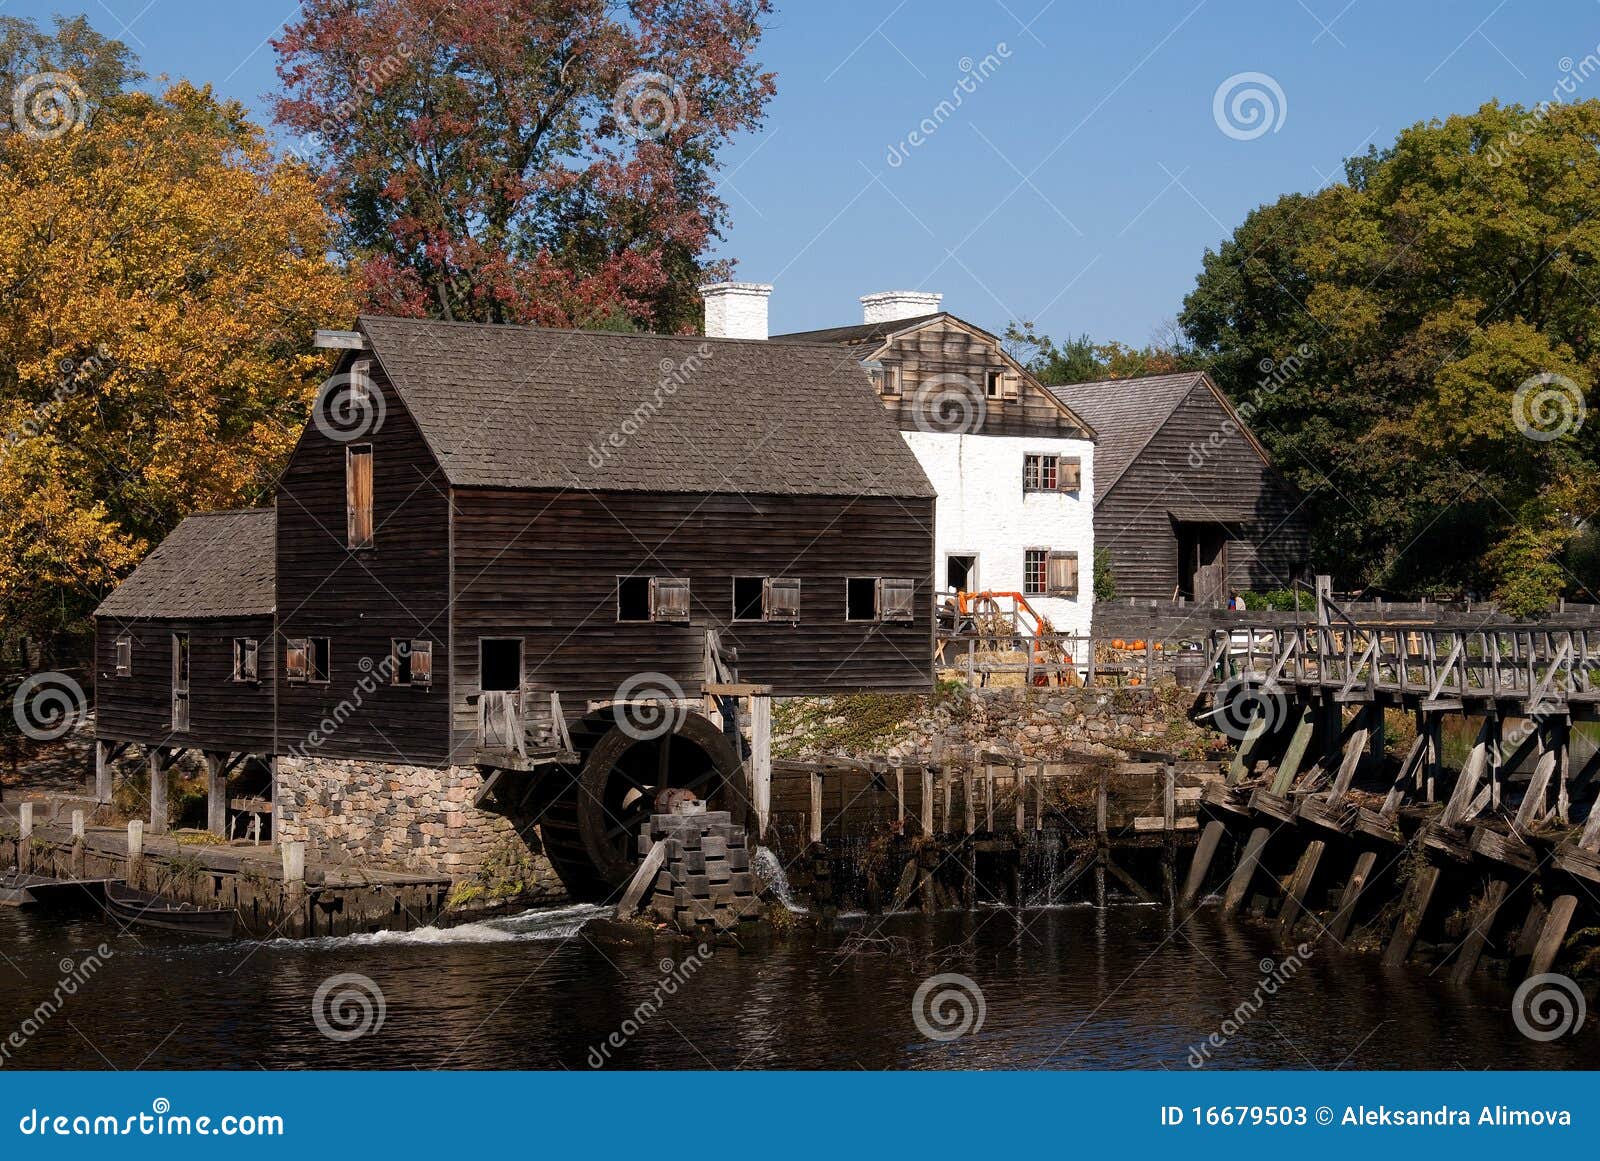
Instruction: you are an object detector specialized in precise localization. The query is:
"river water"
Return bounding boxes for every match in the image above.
[1,899,1594,1070]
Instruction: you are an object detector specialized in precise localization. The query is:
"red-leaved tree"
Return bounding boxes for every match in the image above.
[274,0,774,331]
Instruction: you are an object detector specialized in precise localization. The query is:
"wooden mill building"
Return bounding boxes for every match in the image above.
[1049,371,1309,604]
[93,315,937,896]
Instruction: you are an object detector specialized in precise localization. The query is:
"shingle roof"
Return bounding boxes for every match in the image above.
[95,509,275,620]
[769,313,944,356]
[1047,372,1209,503]
[359,315,935,498]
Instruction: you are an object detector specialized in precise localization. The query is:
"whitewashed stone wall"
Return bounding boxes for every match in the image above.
[275,755,563,893]
[900,430,1096,637]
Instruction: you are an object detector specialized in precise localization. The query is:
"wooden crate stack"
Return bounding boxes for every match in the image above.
[640,808,762,934]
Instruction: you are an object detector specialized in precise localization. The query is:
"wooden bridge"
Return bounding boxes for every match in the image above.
[1182,616,1600,986]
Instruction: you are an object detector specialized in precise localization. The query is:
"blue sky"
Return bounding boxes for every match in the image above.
[8,0,1597,341]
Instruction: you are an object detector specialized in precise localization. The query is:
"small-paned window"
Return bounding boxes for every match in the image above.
[1024,549,1049,596]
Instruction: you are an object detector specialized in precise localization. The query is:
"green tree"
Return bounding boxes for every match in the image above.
[1004,320,1200,386]
[1181,100,1600,614]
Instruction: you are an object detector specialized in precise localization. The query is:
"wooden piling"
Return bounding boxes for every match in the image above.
[17,803,33,874]
[1276,839,1326,938]
[750,695,772,840]
[921,766,935,837]
[1015,763,1027,834]
[893,761,905,828]
[1034,763,1045,831]
[126,819,144,885]
[963,767,975,836]
[1449,878,1509,985]
[984,763,995,833]
[1528,894,1579,979]
[1180,820,1225,908]
[808,770,823,845]
[205,752,227,838]
[148,748,169,836]
[1221,826,1270,916]
[94,739,113,803]
[1383,864,1440,967]
[1327,850,1378,943]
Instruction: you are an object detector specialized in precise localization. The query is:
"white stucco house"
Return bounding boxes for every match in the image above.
[699,282,1097,638]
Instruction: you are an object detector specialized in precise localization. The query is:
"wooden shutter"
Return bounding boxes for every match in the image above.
[1048,551,1080,598]
[410,640,433,689]
[346,445,373,548]
[234,638,259,682]
[876,577,916,623]
[115,635,131,677]
[285,638,308,683]
[651,577,691,622]
[1058,456,1082,492]
[765,577,801,622]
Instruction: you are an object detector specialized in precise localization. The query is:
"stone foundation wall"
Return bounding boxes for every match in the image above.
[774,684,1220,764]
[274,756,566,901]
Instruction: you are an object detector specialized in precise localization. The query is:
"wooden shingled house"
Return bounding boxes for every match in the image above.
[1049,371,1309,604]
[92,315,938,896]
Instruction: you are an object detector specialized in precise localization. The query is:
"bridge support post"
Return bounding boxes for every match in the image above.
[1383,863,1440,967]
[1276,838,1325,939]
[1326,849,1378,944]
[1180,819,1225,909]
[1448,878,1509,985]
[1222,826,1271,916]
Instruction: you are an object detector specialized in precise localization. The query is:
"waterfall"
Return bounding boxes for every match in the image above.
[753,846,806,912]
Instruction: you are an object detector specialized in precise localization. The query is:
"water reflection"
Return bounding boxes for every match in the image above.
[0,903,1593,1070]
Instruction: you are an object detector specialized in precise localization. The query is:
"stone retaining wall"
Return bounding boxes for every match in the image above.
[274,756,566,901]
[774,684,1220,764]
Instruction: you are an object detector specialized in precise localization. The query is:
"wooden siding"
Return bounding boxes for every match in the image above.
[448,490,935,761]
[93,615,276,752]
[274,359,454,765]
[874,318,1086,439]
[1096,383,1309,600]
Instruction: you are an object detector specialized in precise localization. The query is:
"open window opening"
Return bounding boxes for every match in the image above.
[480,639,522,692]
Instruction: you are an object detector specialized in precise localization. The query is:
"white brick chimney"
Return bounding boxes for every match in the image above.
[700,281,773,340]
[860,290,942,325]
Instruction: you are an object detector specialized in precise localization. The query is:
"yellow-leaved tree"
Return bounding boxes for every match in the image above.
[0,79,355,652]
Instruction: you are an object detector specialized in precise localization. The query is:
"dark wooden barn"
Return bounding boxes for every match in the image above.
[1049,372,1309,603]
[93,315,937,893]
[92,509,277,833]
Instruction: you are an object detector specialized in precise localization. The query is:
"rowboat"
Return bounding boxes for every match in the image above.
[104,881,238,938]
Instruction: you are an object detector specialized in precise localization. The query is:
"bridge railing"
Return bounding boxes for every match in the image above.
[1206,623,1600,703]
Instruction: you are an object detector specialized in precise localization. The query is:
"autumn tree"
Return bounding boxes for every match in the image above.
[1003,320,1200,385]
[1181,101,1600,613]
[0,70,355,651]
[274,0,776,332]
